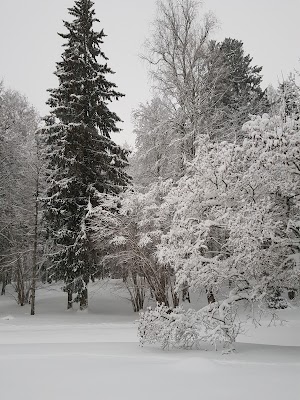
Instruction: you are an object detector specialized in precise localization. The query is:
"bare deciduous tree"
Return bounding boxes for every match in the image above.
[142,0,217,164]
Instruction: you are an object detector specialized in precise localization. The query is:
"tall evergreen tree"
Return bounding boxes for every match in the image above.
[206,38,268,141]
[217,38,265,109]
[42,0,129,309]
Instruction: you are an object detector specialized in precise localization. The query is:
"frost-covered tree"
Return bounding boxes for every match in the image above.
[0,85,40,305]
[139,113,300,351]
[141,0,217,173]
[133,2,268,187]
[278,73,300,120]
[131,98,182,184]
[90,180,180,311]
[41,0,130,309]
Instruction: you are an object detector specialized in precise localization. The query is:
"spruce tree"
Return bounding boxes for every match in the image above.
[42,0,129,309]
[206,38,268,141]
[217,38,265,111]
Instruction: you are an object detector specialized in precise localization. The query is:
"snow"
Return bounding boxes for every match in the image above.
[1,282,300,400]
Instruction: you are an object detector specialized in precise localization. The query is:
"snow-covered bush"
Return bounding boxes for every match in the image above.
[139,305,202,350]
[139,295,243,352]
[90,179,180,311]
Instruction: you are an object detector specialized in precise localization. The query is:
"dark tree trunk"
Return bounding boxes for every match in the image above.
[16,258,26,306]
[207,290,216,304]
[67,289,73,309]
[79,287,88,310]
[31,173,39,316]
[132,273,145,312]
[155,292,169,308]
[1,273,7,295]
[288,290,296,300]
[182,284,191,303]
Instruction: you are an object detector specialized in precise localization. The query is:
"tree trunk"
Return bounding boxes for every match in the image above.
[1,272,7,295]
[16,258,26,306]
[154,291,169,307]
[132,273,144,312]
[67,289,73,309]
[30,174,39,316]
[79,287,88,310]
[1,281,6,296]
[288,290,296,300]
[182,288,191,303]
[170,279,179,308]
[207,289,216,304]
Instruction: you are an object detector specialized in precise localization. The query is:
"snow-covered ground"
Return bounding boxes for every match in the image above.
[0,282,300,400]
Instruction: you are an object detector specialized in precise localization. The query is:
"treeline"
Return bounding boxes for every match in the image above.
[1,0,300,351]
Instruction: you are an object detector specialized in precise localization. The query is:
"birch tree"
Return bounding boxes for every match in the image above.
[0,85,40,305]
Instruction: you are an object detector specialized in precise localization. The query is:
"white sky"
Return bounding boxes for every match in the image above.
[0,0,299,146]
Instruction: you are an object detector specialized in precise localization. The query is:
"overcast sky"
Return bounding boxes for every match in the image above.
[0,0,299,146]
